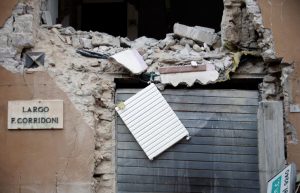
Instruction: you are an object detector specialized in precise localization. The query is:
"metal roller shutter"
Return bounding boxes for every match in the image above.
[115,88,260,193]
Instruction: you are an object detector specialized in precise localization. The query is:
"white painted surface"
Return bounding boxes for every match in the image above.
[160,64,219,86]
[115,83,189,160]
[8,100,63,129]
[110,49,148,74]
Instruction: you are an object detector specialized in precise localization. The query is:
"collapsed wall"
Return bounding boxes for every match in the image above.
[0,0,294,193]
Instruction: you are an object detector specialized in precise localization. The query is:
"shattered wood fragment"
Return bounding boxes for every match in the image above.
[158,65,206,74]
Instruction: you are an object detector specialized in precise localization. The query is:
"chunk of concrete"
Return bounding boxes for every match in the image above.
[14,14,33,33]
[174,23,218,46]
[131,36,158,49]
[80,38,93,49]
[10,33,34,49]
[91,33,120,47]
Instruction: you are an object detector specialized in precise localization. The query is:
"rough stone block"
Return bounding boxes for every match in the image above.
[80,38,93,49]
[13,3,27,15]
[95,161,113,174]
[1,16,13,33]
[0,58,21,73]
[59,26,76,35]
[14,14,33,33]
[0,34,8,46]
[0,47,17,58]
[72,36,83,48]
[11,33,34,48]
[174,23,218,46]
[92,33,120,47]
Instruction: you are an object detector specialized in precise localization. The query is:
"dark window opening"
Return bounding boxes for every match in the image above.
[57,0,224,40]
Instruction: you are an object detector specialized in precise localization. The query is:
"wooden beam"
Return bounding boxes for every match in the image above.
[258,101,285,193]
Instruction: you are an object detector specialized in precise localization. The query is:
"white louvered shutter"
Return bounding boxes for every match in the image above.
[115,83,190,160]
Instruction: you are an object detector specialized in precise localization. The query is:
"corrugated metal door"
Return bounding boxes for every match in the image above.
[116,88,260,193]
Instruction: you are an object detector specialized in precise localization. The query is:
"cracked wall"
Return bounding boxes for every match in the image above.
[0,0,293,193]
[0,67,95,193]
[258,0,300,170]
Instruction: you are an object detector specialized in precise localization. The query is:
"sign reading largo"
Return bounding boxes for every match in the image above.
[8,100,63,129]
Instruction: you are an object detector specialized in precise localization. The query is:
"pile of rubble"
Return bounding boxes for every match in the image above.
[40,22,237,87]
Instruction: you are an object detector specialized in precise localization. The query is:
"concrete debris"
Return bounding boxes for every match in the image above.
[131,36,158,49]
[14,14,34,33]
[11,33,34,49]
[59,26,76,35]
[179,37,194,46]
[91,33,120,47]
[41,11,53,25]
[160,64,219,86]
[120,37,132,47]
[80,37,93,49]
[51,27,66,43]
[192,44,202,52]
[110,49,148,74]
[174,23,219,46]
[158,33,176,49]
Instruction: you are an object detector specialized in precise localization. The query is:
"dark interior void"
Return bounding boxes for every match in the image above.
[135,0,224,39]
[115,77,263,90]
[58,0,224,39]
[81,3,127,37]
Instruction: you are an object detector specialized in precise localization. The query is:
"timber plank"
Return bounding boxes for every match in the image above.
[117,150,258,163]
[117,175,259,188]
[116,89,259,98]
[117,142,258,155]
[116,94,259,106]
[117,158,259,172]
[117,167,259,180]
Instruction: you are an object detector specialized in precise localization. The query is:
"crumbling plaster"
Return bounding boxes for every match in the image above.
[258,0,300,168]
[0,0,293,192]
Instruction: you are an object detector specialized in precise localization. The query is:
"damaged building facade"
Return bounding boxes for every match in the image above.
[0,0,299,193]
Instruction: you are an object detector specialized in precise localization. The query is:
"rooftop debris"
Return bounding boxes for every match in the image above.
[110,49,148,74]
[160,63,219,87]
[115,83,190,160]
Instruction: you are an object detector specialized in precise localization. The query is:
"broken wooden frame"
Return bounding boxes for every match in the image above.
[258,101,286,193]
